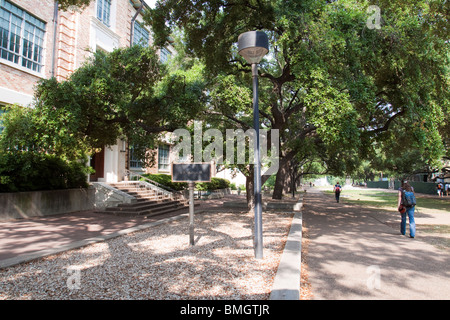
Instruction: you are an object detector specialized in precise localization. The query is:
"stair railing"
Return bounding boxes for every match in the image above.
[124,170,187,202]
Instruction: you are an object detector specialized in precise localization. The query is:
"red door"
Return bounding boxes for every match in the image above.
[89,148,105,181]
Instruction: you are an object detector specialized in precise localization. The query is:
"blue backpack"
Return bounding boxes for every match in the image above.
[402,190,416,208]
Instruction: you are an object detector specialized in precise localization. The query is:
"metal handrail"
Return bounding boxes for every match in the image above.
[125,169,176,191]
[124,170,188,201]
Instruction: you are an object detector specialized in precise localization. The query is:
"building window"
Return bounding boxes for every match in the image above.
[129,146,143,169]
[0,0,45,73]
[0,105,5,133]
[133,21,149,47]
[160,47,171,63]
[158,144,170,171]
[97,0,111,27]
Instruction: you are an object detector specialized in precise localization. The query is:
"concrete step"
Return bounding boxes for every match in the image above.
[102,202,199,217]
[97,182,191,217]
[106,200,181,212]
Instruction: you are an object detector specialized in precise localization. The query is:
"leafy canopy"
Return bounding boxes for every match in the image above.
[1,45,206,165]
[148,0,449,180]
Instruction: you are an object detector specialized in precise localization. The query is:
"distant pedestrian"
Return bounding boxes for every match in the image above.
[446,183,450,196]
[437,182,443,197]
[397,181,416,238]
[334,182,342,203]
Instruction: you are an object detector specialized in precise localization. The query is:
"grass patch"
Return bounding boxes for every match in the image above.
[323,188,449,214]
[323,189,397,210]
[416,225,450,251]
[418,225,450,234]
[320,187,450,251]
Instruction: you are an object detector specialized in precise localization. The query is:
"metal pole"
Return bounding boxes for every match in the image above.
[130,1,144,46]
[51,1,59,78]
[252,63,263,259]
[189,181,195,246]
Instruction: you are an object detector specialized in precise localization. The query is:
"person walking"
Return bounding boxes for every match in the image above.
[397,180,416,238]
[334,182,342,203]
[437,182,444,197]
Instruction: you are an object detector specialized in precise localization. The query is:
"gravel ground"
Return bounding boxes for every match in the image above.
[300,224,313,300]
[0,210,293,300]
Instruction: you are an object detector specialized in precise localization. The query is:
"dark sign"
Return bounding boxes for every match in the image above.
[171,163,212,182]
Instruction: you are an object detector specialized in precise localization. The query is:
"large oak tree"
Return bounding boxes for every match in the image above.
[147,0,449,199]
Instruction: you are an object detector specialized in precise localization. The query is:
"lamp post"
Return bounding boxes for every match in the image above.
[238,31,269,259]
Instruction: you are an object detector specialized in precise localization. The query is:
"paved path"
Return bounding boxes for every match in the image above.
[0,196,231,267]
[302,188,450,300]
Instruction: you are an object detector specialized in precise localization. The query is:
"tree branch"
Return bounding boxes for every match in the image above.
[205,111,251,130]
[365,109,406,134]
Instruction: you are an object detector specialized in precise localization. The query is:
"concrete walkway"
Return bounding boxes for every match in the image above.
[302,188,450,300]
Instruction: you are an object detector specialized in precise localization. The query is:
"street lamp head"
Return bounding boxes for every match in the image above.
[238,31,269,64]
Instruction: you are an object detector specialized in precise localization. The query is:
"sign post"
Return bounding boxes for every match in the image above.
[188,181,195,246]
[172,163,212,246]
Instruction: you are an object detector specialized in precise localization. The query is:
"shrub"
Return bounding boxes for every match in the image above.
[141,173,188,191]
[0,152,90,192]
[141,174,230,191]
[195,177,230,191]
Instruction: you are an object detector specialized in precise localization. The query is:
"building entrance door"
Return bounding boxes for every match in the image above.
[89,148,105,181]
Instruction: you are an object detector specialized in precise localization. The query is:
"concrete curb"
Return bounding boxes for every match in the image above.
[0,213,192,270]
[269,199,303,300]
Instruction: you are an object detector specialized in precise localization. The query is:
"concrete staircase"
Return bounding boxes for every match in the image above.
[100,182,190,218]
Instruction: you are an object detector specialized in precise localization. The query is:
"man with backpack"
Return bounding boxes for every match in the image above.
[334,182,342,203]
[397,180,416,238]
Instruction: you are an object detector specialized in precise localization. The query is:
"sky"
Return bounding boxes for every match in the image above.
[144,0,156,8]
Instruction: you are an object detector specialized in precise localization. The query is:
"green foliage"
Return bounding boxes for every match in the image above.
[149,0,449,184]
[0,104,90,161]
[141,174,230,191]
[27,45,206,166]
[57,0,93,11]
[141,173,188,191]
[263,174,276,189]
[0,152,90,192]
[147,0,276,75]
[326,176,346,187]
[196,177,230,191]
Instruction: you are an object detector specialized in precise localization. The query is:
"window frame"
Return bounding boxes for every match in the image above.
[96,0,111,27]
[0,0,46,74]
[133,20,149,47]
[160,46,171,63]
[129,145,144,169]
[158,144,170,172]
[0,104,6,133]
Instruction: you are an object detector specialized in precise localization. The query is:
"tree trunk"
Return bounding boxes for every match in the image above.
[272,151,295,199]
[244,165,273,209]
[246,166,255,210]
[272,160,289,199]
